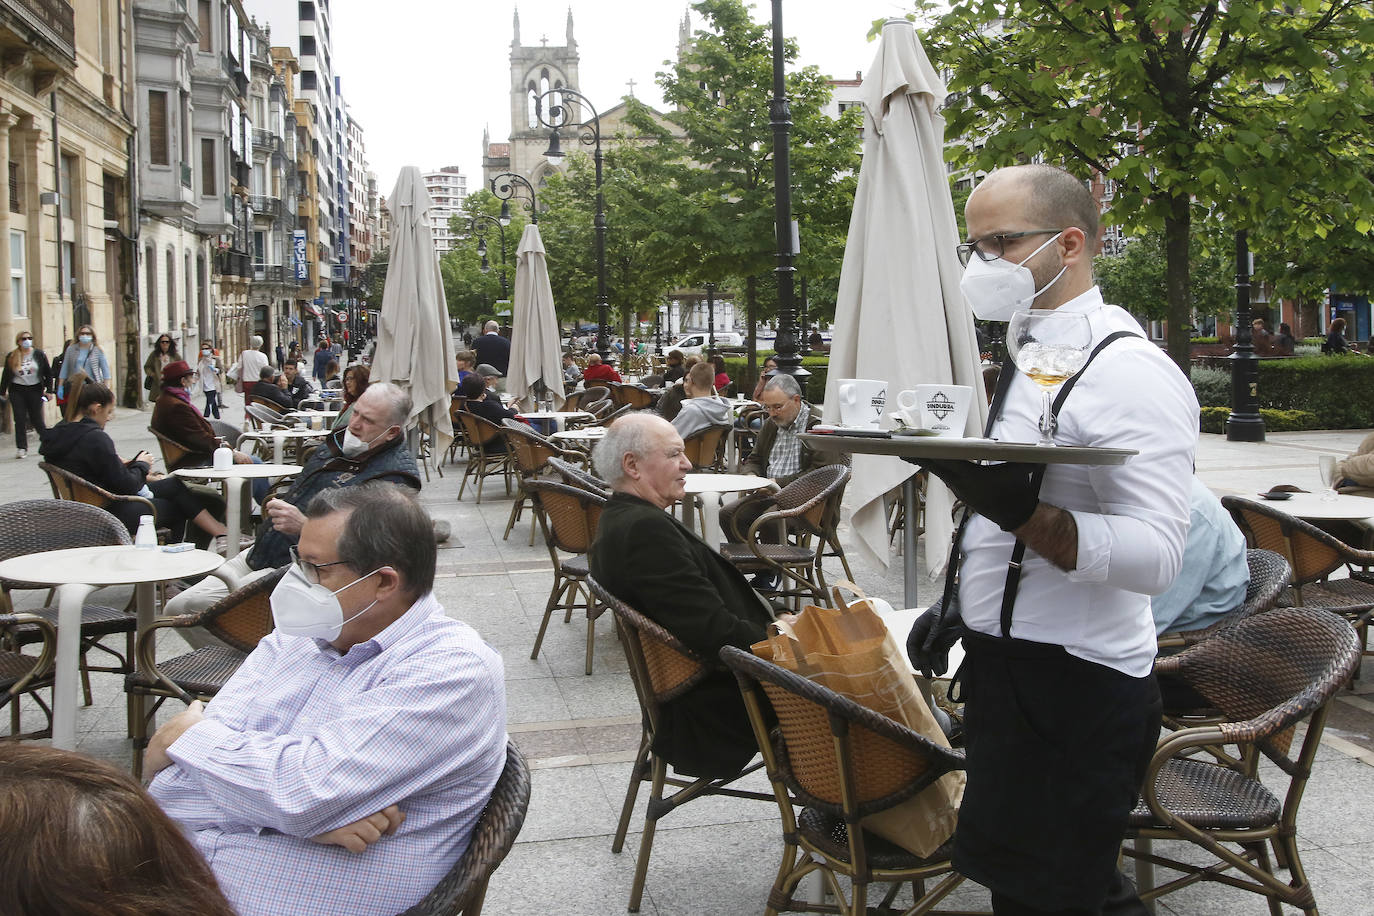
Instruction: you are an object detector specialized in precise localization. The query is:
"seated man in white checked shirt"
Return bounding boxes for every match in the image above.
[147,484,506,916]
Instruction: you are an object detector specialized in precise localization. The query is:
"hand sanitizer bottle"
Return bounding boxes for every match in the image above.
[135,515,157,548]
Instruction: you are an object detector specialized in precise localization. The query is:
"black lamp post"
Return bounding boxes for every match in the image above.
[469,215,509,302]
[490,172,538,225]
[537,87,610,362]
[655,304,663,350]
[1226,229,1265,441]
[705,282,717,356]
[768,0,807,379]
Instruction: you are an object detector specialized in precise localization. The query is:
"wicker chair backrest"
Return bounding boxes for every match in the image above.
[720,645,963,818]
[619,386,654,410]
[589,577,711,705]
[449,398,468,424]
[455,411,502,448]
[0,499,130,592]
[500,420,558,475]
[681,424,728,471]
[774,464,849,517]
[595,404,633,428]
[1221,496,1354,584]
[246,403,293,429]
[200,567,288,654]
[1158,606,1360,768]
[148,427,194,469]
[396,740,532,916]
[1242,548,1292,614]
[526,480,605,554]
[545,457,610,496]
[38,462,114,511]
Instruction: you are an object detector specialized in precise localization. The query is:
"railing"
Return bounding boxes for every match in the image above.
[248,195,282,219]
[180,162,192,189]
[252,264,287,283]
[251,129,282,154]
[1,0,74,63]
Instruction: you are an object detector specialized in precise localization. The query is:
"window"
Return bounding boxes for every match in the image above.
[197,0,212,52]
[300,70,317,91]
[9,231,24,317]
[148,91,169,165]
[200,138,216,196]
[166,249,177,328]
[145,246,156,327]
[59,154,75,216]
[298,1,314,19]
[8,161,18,214]
[102,172,119,221]
[300,35,315,56]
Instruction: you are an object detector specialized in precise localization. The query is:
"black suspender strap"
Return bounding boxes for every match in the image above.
[995,329,1140,637]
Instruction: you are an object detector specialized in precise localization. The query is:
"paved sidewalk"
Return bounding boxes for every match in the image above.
[1,402,1372,914]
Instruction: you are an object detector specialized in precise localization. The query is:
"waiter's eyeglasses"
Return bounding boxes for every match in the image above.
[956,229,1062,266]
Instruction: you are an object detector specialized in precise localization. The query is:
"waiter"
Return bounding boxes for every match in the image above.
[909,164,1197,915]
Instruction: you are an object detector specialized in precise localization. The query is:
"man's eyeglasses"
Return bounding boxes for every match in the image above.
[956,229,1062,266]
[289,545,351,585]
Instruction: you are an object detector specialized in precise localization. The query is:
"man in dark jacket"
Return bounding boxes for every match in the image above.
[458,375,521,450]
[280,359,313,407]
[251,365,293,410]
[588,413,777,777]
[472,320,510,376]
[164,382,422,642]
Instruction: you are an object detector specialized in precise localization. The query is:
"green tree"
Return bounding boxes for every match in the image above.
[1095,224,1235,323]
[439,191,527,327]
[929,0,1374,370]
[632,0,861,373]
[361,246,389,306]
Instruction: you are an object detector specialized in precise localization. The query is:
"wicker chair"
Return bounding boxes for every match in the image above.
[38,461,163,538]
[454,411,513,504]
[0,611,56,740]
[614,384,655,410]
[246,402,295,430]
[719,645,968,916]
[447,397,469,464]
[124,567,284,778]
[546,456,610,497]
[149,426,196,470]
[1123,607,1361,915]
[527,481,607,675]
[0,498,140,710]
[565,392,613,429]
[1222,496,1374,665]
[1157,548,1292,652]
[718,465,852,610]
[500,420,586,546]
[681,424,729,473]
[588,579,773,913]
[589,403,633,428]
[394,740,532,916]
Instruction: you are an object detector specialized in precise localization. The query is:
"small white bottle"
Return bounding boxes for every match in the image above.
[213,444,234,470]
[135,515,157,548]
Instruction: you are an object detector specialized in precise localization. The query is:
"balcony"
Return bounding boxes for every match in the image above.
[249,195,282,219]
[215,250,252,279]
[252,129,282,155]
[0,0,74,66]
[253,264,287,284]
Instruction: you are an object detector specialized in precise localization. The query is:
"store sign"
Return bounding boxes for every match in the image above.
[293,230,308,283]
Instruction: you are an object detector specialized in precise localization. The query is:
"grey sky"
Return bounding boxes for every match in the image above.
[250,0,910,200]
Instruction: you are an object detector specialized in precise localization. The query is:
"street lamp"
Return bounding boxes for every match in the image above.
[469,214,509,303]
[768,0,807,379]
[705,282,717,356]
[490,172,538,225]
[537,86,610,362]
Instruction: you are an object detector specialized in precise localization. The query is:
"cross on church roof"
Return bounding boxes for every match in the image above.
[540,34,548,46]
[626,78,637,98]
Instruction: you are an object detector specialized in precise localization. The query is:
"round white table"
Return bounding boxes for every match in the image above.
[682,472,774,547]
[174,463,303,557]
[551,426,608,446]
[287,408,340,424]
[242,426,327,464]
[0,544,227,749]
[518,410,593,435]
[1249,492,1374,521]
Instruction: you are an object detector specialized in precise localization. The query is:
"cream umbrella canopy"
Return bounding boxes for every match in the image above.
[824,19,987,597]
[372,166,458,454]
[506,224,565,411]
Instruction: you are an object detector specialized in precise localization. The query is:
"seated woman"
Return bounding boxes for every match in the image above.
[1324,317,1356,355]
[332,363,371,430]
[323,359,341,387]
[672,362,732,440]
[0,744,237,916]
[710,354,731,394]
[750,356,779,402]
[39,382,228,544]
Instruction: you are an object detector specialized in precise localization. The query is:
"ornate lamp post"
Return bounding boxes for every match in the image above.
[469,215,509,302]
[1225,230,1265,441]
[768,0,807,379]
[537,87,610,362]
[705,282,717,356]
[490,172,538,225]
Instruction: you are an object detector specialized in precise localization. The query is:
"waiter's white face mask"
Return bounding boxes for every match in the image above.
[960,231,1067,322]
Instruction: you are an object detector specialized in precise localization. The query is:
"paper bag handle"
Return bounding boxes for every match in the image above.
[830,580,868,613]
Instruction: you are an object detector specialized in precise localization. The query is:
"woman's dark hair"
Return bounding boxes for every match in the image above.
[1279,323,1292,335]
[342,364,371,405]
[0,744,237,916]
[710,354,727,373]
[1332,317,1347,334]
[325,359,339,377]
[76,382,115,413]
[156,336,178,357]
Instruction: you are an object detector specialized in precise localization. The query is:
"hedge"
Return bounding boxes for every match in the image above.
[722,353,830,404]
[1199,406,1319,434]
[1256,356,1374,428]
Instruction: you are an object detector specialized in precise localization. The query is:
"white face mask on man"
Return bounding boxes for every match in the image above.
[959,231,1067,322]
[341,425,395,458]
[269,563,382,642]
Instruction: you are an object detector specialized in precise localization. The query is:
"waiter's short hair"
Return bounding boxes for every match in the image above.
[763,374,802,399]
[1014,164,1099,241]
[305,483,435,597]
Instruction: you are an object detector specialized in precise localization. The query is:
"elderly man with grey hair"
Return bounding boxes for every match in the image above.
[148,484,506,916]
[235,335,270,396]
[588,413,778,778]
[165,382,422,632]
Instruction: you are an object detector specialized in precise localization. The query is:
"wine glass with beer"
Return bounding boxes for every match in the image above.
[1006,309,1092,446]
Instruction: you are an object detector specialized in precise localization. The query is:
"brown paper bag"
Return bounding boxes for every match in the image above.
[751,581,963,857]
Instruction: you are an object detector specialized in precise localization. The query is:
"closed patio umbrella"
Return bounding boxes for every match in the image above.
[507,224,565,411]
[825,18,987,593]
[372,166,458,454]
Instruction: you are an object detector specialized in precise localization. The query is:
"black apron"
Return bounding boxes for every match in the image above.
[940,332,1164,911]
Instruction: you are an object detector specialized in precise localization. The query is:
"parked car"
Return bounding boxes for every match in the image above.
[660,332,745,356]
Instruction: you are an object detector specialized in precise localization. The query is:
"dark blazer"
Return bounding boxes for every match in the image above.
[589,491,774,777]
[251,380,294,410]
[151,391,219,469]
[741,403,828,485]
[472,332,511,375]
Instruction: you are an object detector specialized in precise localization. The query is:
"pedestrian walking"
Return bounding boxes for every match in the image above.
[195,340,222,418]
[143,333,179,401]
[57,324,110,422]
[0,330,52,458]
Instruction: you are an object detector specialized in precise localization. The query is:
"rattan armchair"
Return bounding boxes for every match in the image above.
[125,567,284,778]
[718,465,852,610]
[1157,548,1291,652]
[149,426,196,470]
[1123,607,1360,915]
[245,402,295,430]
[1222,496,1374,665]
[588,579,773,913]
[454,411,513,504]
[0,611,56,740]
[394,740,532,916]
[500,420,586,546]
[720,645,969,916]
[526,480,606,675]
[0,498,139,710]
[613,384,655,410]
[38,461,165,541]
[546,456,610,497]
[447,397,469,464]
[681,424,730,473]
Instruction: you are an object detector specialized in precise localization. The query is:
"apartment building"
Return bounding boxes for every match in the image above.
[424,166,466,254]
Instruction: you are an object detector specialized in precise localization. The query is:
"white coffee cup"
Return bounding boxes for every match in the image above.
[896,384,973,437]
[836,379,888,429]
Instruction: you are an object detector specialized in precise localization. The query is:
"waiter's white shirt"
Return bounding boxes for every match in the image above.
[959,286,1199,677]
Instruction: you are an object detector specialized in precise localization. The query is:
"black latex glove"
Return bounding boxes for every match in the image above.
[907,601,965,679]
[907,457,1041,532]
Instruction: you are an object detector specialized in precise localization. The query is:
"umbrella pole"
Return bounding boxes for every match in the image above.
[902,475,920,607]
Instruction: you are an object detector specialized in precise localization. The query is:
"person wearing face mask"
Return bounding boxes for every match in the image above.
[143,334,179,401]
[58,325,109,421]
[1,330,52,459]
[904,164,1198,916]
[145,484,506,916]
[195,340,222,419]
[162,382,421,640]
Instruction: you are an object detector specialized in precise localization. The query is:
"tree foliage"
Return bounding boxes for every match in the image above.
[1095,223,1235,322]
[438,191,528,327]
[927,0,1374,369]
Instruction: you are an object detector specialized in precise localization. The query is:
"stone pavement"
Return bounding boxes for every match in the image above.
[1,398,1372,915]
